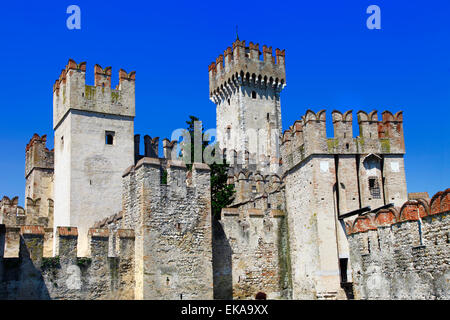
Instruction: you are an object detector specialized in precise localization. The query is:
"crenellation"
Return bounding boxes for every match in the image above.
[53,59,135,129]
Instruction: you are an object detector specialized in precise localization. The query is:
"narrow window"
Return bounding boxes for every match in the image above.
[266,113,270,121]
[339,258,348,283]
[227,99,230,105]
[267,203,271,208]
[251,91,257,99]
[161,169,168,184]
[105,131,115,145]
[252,185,257,193]
[368,176,381,199]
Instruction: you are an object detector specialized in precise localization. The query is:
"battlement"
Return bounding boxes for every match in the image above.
[0,224,134,259]
[345,188,449,299]
[227,168,283,204]
[1,195,53,228]
[0,196,25,226]
[0,224,135,299]
[123,157,210,194]
[25,133,54,178]
[281,109,405,172]
[53,59,136,129]
[133,134,180,164]
[209,39,286,100]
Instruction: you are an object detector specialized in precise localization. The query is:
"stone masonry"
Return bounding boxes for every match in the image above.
[0,39,448,300]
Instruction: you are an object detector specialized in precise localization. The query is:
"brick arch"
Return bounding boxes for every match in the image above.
[399,199,430,221]
[430,191,443,214]
[352,215,376,233]
[374,208,398,227]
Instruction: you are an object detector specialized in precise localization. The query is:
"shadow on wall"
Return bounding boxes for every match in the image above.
[212,218,232,299]
[0,233,50,299]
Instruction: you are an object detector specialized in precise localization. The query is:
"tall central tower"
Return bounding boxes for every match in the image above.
[209,39,286,173]
[52,59,135,254]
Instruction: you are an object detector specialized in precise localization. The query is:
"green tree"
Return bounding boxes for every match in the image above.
[184,115,235,219]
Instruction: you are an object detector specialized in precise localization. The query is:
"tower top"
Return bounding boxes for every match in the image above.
[208,40,286,100]
[53,59,136,129]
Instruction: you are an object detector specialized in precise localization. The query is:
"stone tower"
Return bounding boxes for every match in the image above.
[52,59,135,254]
[25,134,54,226]
[209,39,286,173]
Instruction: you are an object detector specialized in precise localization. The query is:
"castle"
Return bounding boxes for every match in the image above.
[0,39,448,300]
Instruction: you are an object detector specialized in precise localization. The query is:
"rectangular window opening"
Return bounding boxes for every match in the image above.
[105,131,115,145]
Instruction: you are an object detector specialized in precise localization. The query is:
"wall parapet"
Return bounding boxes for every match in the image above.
[53,59,136,129]
[281,109,405,173]
[209,39,286,101]
[0,224,135,299]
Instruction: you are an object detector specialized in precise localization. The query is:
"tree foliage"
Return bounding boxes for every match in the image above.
[185,115,235,219]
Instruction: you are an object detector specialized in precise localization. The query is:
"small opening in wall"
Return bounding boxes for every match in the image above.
[339,258,348,283]
[180,294,183,300]
[268,203,271,208]
[346,143,349,150]
[368,177,381,199]
[251,91,257,99]
[176,223,181,231]
[82,92,84,97]
[255,292,267,300]
[105,131,115,145]
[267,113,270,121]
[227,99,230,105]
[166,277,170,286]
[252,185,257,193]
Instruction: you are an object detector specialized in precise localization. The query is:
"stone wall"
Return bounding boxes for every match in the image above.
[217,184,291,300]
[0,225,135,300]
[345,189,449,299]
[122,157,213,300]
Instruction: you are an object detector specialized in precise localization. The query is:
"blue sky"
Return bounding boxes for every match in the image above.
[0,0,449,205]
